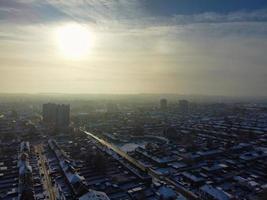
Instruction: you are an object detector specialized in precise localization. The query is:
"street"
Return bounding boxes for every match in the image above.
[35,144,57,200]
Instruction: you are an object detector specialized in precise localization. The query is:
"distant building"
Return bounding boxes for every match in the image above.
[106,102,118,113]
[43,103,57,124]
[160,99,167,110]
[42,103,70,128]
[179,100,189,114]
[56,104,70,127]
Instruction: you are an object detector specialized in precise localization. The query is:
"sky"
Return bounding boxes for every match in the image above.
[0,0,267,96]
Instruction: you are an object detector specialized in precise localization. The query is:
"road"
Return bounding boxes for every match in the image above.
[36,144,57,200]
[84,130,147,171]
[83,130,199,200]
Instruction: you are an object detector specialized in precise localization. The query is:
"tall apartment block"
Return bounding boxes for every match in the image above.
[42,103,70,128]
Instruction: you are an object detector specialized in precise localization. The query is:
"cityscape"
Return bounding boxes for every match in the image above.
[0,0,267,200]
[0,95,266,200]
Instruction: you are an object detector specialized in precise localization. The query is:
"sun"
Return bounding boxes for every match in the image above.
[55,23,93,60]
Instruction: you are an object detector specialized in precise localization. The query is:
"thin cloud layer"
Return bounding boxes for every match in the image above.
[0,0,266,96]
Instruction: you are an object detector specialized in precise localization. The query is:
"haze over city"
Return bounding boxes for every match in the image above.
[0,1,267,200]
[0,0,266,96]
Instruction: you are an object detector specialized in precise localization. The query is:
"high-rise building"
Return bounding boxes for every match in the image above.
[42,103,70,127]
[56,104,70,127]
[160,98,167,110]
[43,103,57,124]
[179,100,189,114]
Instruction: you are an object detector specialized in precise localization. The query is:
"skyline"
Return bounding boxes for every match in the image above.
[0,0,267,96]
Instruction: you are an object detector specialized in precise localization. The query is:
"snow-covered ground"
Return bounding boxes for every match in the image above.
[119,142,146,152]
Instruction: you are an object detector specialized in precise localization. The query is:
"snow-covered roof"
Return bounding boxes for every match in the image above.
[79,190,110,200]
[200,185,231,200]
[70,173,85,184]
[158,186,176,199]
[19,164,32,175]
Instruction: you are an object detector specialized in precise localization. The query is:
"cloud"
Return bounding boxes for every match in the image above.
[0,0,266,95]
[43,0,267,38]
[172,9,267,24]
[0,0,70,24]
[1,0,267,32]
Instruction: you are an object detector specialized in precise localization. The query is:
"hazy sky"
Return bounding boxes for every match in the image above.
[0,0,267,96]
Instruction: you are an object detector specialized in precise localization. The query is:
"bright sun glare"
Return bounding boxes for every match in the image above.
[55,23,92,59]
